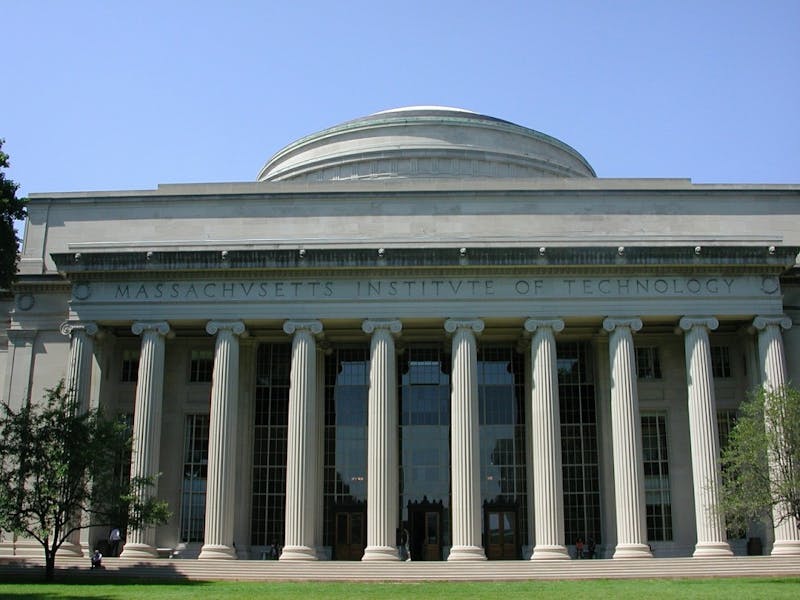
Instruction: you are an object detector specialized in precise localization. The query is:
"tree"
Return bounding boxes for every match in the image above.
[0,382,170,580]
[0,139,26,289]
[720,384,800,535]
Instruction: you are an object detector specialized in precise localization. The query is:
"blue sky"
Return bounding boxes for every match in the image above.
[3,0,799,201]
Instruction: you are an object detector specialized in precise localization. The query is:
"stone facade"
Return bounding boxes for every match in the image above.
[2,107,799,561]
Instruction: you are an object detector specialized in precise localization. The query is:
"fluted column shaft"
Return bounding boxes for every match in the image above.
[59,321,99,556]
[122,321,170,558]
[603,317,652,559]
[525,319,569,560]
[199,321,246,559]
[679,317,732,556]
[753,316,800,555]
[362,319,402,561]
[280,320,322,560]
[445,318,487,561]
[314,345,326,558]
[60,321,99,413]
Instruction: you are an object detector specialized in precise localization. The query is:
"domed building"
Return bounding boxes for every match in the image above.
[2,107,799,563]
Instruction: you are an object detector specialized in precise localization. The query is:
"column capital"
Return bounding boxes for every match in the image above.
[59,320,99,337]
[6,328,37,345]
[131,321,171,337]
[524,318,565,334]
[602,317,642,334]
[753,315,792,332]
[283,320,323,336]
[206,320,246,336]
[362,319,402,335]
[679,316,719,333]
[444,318,484,335]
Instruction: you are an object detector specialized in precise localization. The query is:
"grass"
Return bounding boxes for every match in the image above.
[0,578,799,599]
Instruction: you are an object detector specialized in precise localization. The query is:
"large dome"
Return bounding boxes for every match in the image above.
[257,106,595,182]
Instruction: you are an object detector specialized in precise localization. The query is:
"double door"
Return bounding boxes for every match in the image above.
[485,507,519,560]
[334,509,365,560]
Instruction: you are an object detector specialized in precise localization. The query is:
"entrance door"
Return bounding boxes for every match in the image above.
[334,510,365,560]
[408,498,443,561]
[485,508,518,560]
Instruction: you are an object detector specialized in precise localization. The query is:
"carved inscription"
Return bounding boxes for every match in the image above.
[90,276,750,304]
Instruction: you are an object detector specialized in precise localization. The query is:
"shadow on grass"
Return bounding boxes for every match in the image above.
[0,557,213,586]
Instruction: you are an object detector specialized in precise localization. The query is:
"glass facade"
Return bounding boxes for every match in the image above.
[558,341,601,546]
[246,337,608,558]
[251,344,291,548]
[180,414,209,543]
[399,346,452,556]
[642,413,672,541]
[477,346,528,550]
[323,347,369,548]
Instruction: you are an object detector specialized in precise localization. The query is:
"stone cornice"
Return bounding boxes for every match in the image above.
[50,246,799,278]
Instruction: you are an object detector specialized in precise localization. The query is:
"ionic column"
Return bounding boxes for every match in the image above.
[199,321,246,559]
[753,315,800,555]
[679,317,732,557]
[60,320,99,413]
[524,319,569,560]
[314,345,326,559]
[445,318,487,561]
[362,319,402,561]
[280,320,323,560]
[0,330,36,556]
[603,317,652,558]
[59,321,99,556]
[121,321,170,558]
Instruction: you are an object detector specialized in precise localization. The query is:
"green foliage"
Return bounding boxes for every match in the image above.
[721,384,800,533]
[0,139,26,289]
[0,382,170,578]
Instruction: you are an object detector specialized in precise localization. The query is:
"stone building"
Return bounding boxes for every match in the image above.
[2,107,799,561]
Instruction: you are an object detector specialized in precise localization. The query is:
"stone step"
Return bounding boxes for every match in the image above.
[3,556,800,581]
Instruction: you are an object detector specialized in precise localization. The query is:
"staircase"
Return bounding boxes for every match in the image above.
[3,555,800,581]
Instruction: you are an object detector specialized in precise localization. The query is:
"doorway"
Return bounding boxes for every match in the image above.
[484,504,519,560]
[407,497,444,561]
[333,507,365,560]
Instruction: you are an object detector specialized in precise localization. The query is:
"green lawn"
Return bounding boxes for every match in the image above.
[0,579,799,600]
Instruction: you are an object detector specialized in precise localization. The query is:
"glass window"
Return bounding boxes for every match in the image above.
[121,349,140,382]
[559,341,601,546]
[251,344,291,548]
[711,346,732,378]
[635,347,662,379]
[180,414,209,543]
[322,348,369,547]
[190,349,214,383]
[641,413,672,541]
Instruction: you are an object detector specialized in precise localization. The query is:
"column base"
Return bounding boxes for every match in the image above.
[693,541,733,557]
[531,545,570,560]
[279,545,319,561]
[198,544,237,559]
[613,543,653,559]
[771,540,800,556]
[447,545,487,561]
[120,543,159,559]
[362,546,400,561]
